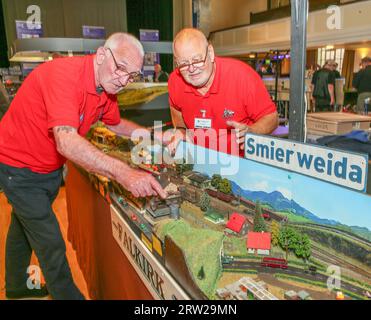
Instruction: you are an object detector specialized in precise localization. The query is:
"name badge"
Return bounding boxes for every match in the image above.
[194,118,212,129]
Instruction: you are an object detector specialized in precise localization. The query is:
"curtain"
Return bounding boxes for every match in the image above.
[2,0,127,57]
[342,49,355,90]
[0,0,8,67]
[62,0,127,38]
[306,49,317,69]
[126,0,173,74]
[2,0,66,54]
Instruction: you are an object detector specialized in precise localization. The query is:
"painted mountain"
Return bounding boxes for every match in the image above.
[230,181,371,241]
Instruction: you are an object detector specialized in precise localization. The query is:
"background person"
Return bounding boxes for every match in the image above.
[154,63,169,83]
[352,56,371,114]
[311,60,336,112]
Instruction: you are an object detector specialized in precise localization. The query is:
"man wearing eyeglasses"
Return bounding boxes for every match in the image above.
[166,28,278,155]
[0,33,167,300]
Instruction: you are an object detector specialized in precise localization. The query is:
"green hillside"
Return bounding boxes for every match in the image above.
[156,219,224,298]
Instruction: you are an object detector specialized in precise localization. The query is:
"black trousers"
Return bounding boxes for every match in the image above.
[0,163,84,300]
[315,98,334,112]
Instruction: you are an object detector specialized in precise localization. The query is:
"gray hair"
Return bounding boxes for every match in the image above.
[325,59,336,67]
[104,32,144,58]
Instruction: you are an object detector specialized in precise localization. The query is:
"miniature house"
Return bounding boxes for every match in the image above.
[284,290,299,300]
[183,171,211,189]
[91,127,117,149]
[179,185,197,204]
[246,232,271,255]
[205,213,224,224]
[225,213,249,236]
[297,290,311,300]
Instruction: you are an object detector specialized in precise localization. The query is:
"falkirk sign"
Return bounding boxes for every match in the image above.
[110,205,190,300]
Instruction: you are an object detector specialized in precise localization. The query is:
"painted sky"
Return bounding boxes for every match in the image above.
[175,142,371,230]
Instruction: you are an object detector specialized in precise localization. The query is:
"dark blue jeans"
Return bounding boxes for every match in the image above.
[0,163,84,300]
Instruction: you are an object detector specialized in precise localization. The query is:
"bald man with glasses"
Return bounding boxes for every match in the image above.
[166,28,278,156]
[0,32,166,300]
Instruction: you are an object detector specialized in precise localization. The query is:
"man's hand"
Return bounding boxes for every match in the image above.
[226,120,250,150]
[53,125,167,199]
[161,128,194,157]
[162,129,184,156]
[115,167,168,199]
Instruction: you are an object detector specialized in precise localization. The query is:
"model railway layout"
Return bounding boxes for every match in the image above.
[85,126,371,300]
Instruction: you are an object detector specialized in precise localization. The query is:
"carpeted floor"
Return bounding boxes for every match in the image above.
[0,187,89,300]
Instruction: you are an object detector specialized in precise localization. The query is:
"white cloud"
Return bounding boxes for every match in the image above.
[277,187,293,200]
[250,181,270,192]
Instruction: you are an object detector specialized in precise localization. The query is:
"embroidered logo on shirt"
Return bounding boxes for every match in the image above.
[200,109,207,118]
[223,109,235,119]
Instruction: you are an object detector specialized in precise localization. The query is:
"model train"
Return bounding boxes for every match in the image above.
[261,257,288,269]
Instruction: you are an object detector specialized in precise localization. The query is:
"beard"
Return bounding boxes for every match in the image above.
[185,72,209,88]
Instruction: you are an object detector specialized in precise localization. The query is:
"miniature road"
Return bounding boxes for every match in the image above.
[223,260,366,297]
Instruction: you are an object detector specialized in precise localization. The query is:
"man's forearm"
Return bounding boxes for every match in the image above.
[170,106,187,129]
[249,112,279,134]
[54,127,128,181]
[328,84,335,102]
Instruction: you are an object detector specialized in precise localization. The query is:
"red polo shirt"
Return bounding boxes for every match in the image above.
[168,57,276,155]
[0,55,120,173]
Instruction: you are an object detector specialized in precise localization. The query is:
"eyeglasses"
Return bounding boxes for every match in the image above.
[106,47,142,82]
[176,46,209,72]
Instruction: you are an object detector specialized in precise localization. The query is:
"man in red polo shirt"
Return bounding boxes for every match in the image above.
[166,28,278,156]
[0,33,166,300]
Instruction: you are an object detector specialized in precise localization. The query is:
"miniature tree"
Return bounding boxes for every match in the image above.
[218,178,232,194]
[211,174,222,189]
[197,266,205,280]
[253,201,267,232]
[294,234,311,263]
[271,220,280,246]
[278,226,298,261]
[200,192,210,212]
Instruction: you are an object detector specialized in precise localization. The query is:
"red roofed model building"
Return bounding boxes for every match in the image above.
[225,213,249,236]
[246,232,271,255]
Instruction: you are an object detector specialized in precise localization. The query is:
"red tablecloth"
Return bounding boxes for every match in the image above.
[65,162,153,300]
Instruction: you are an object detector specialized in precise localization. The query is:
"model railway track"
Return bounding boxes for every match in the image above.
[311,244,371,281]
[222,260,366,296]
[289,222,371,247]
[239,198,285,222]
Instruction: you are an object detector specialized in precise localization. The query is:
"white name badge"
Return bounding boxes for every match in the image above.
[194,118,212,129]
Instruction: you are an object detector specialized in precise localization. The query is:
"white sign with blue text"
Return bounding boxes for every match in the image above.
[244,134,368,192]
